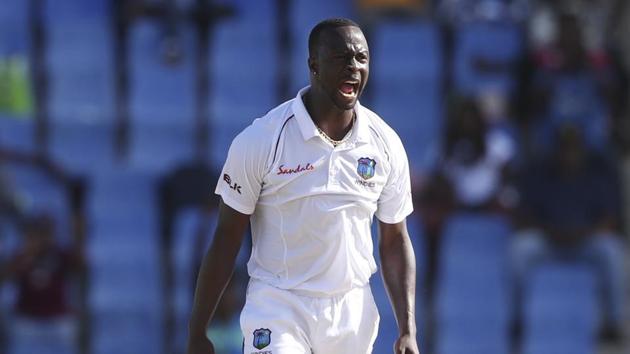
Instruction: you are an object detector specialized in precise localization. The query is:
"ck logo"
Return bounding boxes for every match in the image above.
[223,174,242,194]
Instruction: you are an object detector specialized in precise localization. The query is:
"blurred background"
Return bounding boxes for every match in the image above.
[0,0,628,354]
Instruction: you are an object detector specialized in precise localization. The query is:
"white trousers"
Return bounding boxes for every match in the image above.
[241,280,380,354]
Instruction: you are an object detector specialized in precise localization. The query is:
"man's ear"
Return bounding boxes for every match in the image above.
[308,57,318,76]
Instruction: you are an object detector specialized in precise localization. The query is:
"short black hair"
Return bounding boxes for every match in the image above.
[308,18,360,58]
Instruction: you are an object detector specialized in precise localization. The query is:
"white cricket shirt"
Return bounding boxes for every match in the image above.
[215,87,413,296]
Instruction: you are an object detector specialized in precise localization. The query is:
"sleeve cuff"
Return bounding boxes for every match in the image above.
[216,190,255,215]
[375,206,414,225]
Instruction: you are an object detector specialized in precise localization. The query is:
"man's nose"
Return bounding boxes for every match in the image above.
[346,57,359,71]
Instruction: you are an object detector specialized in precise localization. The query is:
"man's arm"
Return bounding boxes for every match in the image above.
[379,219,420,354]
[186,200,250,354]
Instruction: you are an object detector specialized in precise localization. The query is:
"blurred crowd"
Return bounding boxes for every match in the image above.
[0,1,629,354]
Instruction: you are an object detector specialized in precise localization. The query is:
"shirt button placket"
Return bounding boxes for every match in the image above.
[328,150,339,186]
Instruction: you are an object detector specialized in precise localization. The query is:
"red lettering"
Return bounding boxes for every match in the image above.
[277,163,315,175]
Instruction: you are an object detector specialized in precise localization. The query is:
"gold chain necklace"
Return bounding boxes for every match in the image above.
[316,114,355,147]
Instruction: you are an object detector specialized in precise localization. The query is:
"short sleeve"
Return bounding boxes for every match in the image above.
[375,135,414,224]
[215,127,268,215]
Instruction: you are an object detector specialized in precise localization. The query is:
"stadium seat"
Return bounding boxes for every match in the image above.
[43,0,109,23]
[86,169,164,354]
[46,24,115,124]
[44,0,114,124]
[0,115,36,153]
[453,22,523,95]
[0,0,29,56]
[87,169,160,256]
[370,21,443,174]
[129,20,196,125]
[434,213,511,354]
[372,21,442,83]
[128,122,196,173]
[209,0,278,168]
[91,309,163,354]
[49,120,115,175]
[521,263,599,354]
[127,21,197,171]
[371,82,442,173]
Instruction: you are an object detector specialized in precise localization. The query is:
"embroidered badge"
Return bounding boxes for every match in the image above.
[357,157,376,180]
[253,328,272,350]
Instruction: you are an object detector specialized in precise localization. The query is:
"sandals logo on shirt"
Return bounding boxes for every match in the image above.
[252,328,272,350]
[357,157,376,180]
[276,162,315,175]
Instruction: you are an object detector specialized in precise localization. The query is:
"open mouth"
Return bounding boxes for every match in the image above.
[339,80,359,98]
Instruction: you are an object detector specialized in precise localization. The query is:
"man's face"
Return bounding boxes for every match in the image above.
[310,26,369,111]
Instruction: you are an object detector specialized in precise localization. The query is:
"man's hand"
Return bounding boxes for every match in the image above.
[394,333,420,354]
[186,335,215,354]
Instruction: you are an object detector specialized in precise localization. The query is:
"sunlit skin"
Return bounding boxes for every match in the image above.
[303,26,369,141]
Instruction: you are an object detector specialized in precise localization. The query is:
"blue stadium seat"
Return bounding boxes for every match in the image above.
[91,309,163,354]
[289,0,355,93]
[371,83,442,173]
[46,37,113,122]
[128,122,196,173]
[87,169,159,243]
[372,21,442,83]
[86,169,164,354]
[453,22,523,95]
[44,0,114,123]
[209,0,277,168]
[89,258,162,312]
[49,120,115,175]
[128,21,197,171]
[434,213,511,354]
[0,0,29,55]
[0,115,36,153]
[371,21,443,174]
[129,20,196,125]
[43,0,109,22]
[522,263,599,354]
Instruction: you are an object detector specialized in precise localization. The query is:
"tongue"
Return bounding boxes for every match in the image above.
[340,83,354,94]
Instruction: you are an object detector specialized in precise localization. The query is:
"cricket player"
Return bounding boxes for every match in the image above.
[187,18,419,354]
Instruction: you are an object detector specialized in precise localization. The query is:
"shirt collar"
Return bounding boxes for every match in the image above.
[292,86,370,145]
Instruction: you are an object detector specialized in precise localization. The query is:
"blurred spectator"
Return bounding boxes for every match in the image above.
[413,173,454,307]
[415,97,516,304]
[0,167,20,353]
[526,13,616,155]
[511,125,626,341]
[0,54,33,116]
[441,97,516,210]
[0,167,20,220]
[528,0,615,56]
[1,214,84,354]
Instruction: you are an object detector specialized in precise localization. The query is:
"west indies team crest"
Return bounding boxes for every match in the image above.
[253,328,272,350]
[357,157,376,180]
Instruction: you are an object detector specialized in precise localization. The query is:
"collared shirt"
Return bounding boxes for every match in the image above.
[215,87,413,296]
